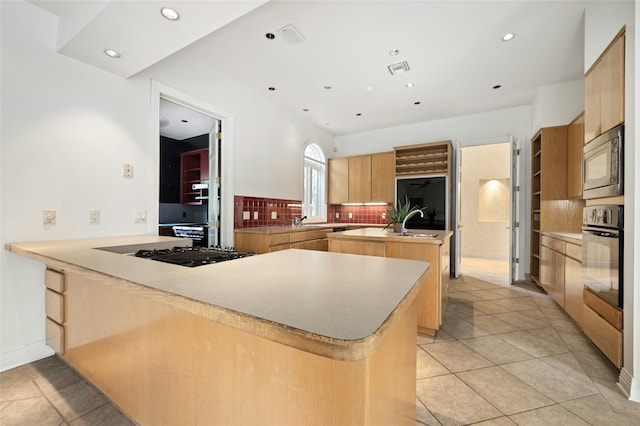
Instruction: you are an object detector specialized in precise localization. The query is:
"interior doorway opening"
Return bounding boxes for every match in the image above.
[458,142,513,286]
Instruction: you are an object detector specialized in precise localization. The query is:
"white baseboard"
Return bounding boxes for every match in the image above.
[618,367,640,402]
[1,341,54,372]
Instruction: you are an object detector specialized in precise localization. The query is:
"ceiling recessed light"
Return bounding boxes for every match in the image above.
[405,82,414,88]
[268,87,276,91]
[323,85,332,90]
[356,113,362,116]
[414,101,421,105]
[502,33,515,41]
[265,33,275,40]
[389,49,400,56]
[181,119,188,123]
[104,49,121,58]
[160,7,180,21]
[302,108,309,112]
[493,84,502,89]
[365,85,375,93]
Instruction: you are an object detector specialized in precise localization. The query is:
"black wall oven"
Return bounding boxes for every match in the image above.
[583,124,623,199]
[582,205,623,308]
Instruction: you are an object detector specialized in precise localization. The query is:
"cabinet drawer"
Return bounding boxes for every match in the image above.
[45,289,64,324]
[584,287,622,329]
[582,306,622,368]
[541,235,565,253]
[565,243,582,261]
[45,269,65,292]
[269,244,290,252]
[45,318,64,354]
[290,229,330,243]
[269,233,290,246]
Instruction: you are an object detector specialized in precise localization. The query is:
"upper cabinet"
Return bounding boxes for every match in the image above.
[328,152,395,204]
[584,30,625,143]
[328,157,349,204]
[567,112,585,199]
[371,152,395,204]
[348,155,372,202]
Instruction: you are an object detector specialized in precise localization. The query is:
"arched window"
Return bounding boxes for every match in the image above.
[303,143,326,221]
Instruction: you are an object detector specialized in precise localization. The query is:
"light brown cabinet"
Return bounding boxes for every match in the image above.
[371,152,395,204]
[328,152,395,204]
[328,158,349,204]
[567,113,585,199]
[44,268,65,354]
[235,227,332,254]
[540,235,582,313]
[540,245,565,306]
[328,231,451,335]
[584,31,625,143]
[564,256,584,327]
[348,155,372,202]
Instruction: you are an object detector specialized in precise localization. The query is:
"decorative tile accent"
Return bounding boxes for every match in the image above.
[327,204,389,225]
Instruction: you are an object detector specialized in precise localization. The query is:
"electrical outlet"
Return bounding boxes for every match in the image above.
[382,212,386,219]
[271,211,277,219]
[336,212,339,219]
[134,210,147,223]
[43,210,56,225]
[89,209,100,225]
[242,211,250,220]
[253,211,258,220]
[348,212,353,219]
[123,164,133,177]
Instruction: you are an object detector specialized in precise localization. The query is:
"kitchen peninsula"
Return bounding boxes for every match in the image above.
[328,228,452,335]
[5,235,430,425]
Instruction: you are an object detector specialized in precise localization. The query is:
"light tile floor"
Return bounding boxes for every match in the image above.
[2,270,640,425]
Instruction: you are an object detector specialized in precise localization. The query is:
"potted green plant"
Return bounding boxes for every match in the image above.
[384,197,425,233]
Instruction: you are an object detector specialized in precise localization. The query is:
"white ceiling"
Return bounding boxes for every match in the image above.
[159,98,217,141]
[31,0,594,137]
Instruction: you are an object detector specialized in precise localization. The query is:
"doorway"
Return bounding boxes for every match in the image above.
[458,143,513,286]
[151,81,235,248]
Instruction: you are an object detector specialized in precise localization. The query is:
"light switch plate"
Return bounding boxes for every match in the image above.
[134,210,147,223]
[253,211,258,220]
[271,211,277,219]
[335,212,339,219]
[123,164,133,177]
[348,212,353,219]
[89,209,100,225]
[242,211,250,220]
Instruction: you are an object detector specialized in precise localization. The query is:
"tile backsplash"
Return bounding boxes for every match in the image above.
[234,196,302,228]
[234,196,390,228]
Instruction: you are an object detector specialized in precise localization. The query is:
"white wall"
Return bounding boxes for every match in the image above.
[531,79,585,132]
[0,0,333,371]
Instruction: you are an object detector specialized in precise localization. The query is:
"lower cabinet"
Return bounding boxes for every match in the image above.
[235,228,332,254]
[564,257,584,326]
[540,245,565,307]
[328,236,450,335]
[44,268,65,354]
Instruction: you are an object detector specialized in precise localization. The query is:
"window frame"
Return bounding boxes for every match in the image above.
[303,143,327,222]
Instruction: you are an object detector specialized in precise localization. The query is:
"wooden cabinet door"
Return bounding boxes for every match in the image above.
[540,246,565,307]
[539,126,568,201]
[327,239,384,257]
[600,35,625,134]
[584,66,601,143]
[567,113,584,199]
[371,152,395,204]
[348,156,372,202]
[328,158,349,204]
[564,257,583,328]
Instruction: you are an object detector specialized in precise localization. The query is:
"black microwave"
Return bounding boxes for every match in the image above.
[583,124,623,199]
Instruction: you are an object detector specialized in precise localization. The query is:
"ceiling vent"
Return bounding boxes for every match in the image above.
[277,24,305,45]
[387,61,410,75]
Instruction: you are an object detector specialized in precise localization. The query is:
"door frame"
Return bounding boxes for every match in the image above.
[453,136,520,283]
[150,80,235,247]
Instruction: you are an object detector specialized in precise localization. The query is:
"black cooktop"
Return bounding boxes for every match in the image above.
[134,246,255,267]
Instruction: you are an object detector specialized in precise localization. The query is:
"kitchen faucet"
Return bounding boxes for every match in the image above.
[401,210,424,236]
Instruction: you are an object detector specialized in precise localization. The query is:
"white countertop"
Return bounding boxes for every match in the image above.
[6,235,429,348]
[327,227,453,244]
